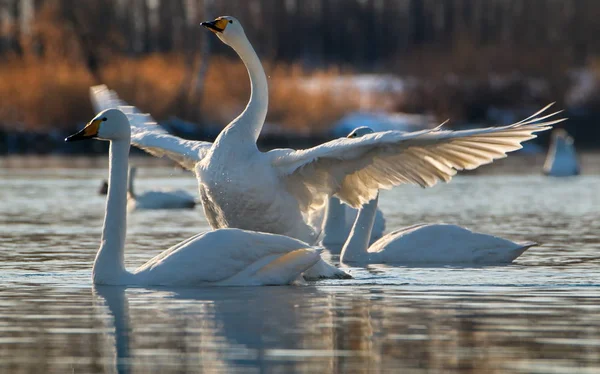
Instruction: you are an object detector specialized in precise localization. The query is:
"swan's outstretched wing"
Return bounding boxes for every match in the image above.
[269,104,565,209]
[90,85,212,170]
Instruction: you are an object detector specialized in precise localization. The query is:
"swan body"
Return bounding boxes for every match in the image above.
[543,129,580,177]
[90,17,563,276]
[126,167,197,211]
[341,195,534,265]
[339,127,535,265]
[65,109,321,286]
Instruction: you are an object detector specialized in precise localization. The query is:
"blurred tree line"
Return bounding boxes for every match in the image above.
[0,0,600,67]
[2,0,598,69]
[0,0,598,146]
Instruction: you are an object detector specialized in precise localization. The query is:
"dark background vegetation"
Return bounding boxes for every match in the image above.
[0,0,599,151]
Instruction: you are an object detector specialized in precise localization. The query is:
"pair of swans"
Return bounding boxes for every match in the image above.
[66,110,325,286]
[99,167,198,210]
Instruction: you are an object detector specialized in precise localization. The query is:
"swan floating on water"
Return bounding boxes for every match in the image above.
[99,167,198,210]
[338,127,535,265]
[90,16,564,271]
[65,109,323,286]
[543,129,580,177]
[125,166,197,211]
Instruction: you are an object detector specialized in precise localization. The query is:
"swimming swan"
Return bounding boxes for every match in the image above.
[126,166,197,211]
[65,109,322,286]
[339,127,536,265]
[543,129,580,177]
[100,168,198,210]
[90,16,564,255]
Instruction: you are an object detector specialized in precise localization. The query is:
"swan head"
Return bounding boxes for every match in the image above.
[65,109,130,142]
[201,16,247,47]
[347,127,375,139]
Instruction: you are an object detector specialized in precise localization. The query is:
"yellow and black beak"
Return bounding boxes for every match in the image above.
[65,118,102,142]
[201,18,228,34]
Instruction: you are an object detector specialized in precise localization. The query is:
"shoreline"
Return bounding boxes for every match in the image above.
[2,152,599,175]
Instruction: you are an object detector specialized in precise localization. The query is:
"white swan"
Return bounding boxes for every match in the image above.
[309,196,386,253]
[338,127,535,265]
[126,166,197,211]
[65,109,322,286]
[90,16,563,271]
[543,129,580,177]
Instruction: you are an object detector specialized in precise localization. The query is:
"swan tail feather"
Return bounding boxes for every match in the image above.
[505,241,537,263]
[252,248,322,285]
[302,258,352,280]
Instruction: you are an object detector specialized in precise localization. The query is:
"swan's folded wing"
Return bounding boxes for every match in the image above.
[90,85,212,170]
[135,229,318,284]
[269,104,565,210]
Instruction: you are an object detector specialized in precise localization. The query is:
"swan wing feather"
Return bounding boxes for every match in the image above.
[90,85,211,170]
[269,104,564,210]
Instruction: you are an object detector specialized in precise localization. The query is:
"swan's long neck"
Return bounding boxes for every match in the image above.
[93,139,130,283]
[321,196,348,246]
[226,35,268,143]
[340,194,379,263]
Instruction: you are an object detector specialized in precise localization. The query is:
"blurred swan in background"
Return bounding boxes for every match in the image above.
[90,16,562,278]
[339,127,535,265]
[65,109,322,286]
[99,168,198,210]
[543,129,580,177]
[125,166,197,211]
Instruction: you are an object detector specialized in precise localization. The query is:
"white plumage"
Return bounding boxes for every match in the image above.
[368,223,535,265]
[310,195,386,253]
[65,109,322,286]
[336,127,536,265]
[126,167,197,211]
[90,16,564,274]
[340,195,535,265]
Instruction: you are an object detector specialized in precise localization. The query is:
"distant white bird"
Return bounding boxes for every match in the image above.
[125,167,197,211]
[90,16,563,278]
[543,129,580,177]
[338,127,535,265]
[65,109,322,286]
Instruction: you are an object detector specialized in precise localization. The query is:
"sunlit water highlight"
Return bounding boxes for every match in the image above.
[1,163,599,373]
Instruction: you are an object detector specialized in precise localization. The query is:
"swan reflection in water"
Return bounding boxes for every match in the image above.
[93,285,343,373]
[90,281,569,372]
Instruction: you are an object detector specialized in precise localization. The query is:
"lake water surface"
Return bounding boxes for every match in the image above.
[1,163,599,373]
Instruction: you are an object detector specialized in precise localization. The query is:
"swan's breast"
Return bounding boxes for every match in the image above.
[196,155,313,240]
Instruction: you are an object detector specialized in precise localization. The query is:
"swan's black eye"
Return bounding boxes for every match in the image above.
[102,117,107,122]
[229,20,233,24]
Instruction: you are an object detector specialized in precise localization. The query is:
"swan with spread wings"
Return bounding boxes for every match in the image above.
[91,16,565,255]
